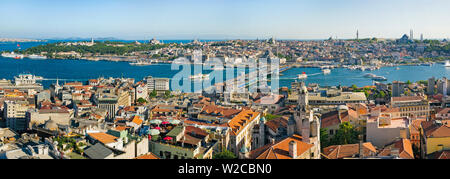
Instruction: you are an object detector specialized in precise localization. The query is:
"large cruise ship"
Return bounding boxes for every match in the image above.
[27,54,47,59]
[1,52,24,59]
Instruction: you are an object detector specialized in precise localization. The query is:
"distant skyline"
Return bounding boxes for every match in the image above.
[1,0,450,40]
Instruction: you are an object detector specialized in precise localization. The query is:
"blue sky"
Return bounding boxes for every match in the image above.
[1,0,449,40]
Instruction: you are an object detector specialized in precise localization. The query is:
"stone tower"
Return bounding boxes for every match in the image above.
[287,81,321,158]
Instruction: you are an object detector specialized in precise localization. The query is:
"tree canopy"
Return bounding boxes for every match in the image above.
[212,149,237,159]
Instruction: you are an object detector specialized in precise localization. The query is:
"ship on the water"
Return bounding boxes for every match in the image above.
[364,73,376,78]
[27,54,47,59]
[445,60,450,67]
[372,75,387,81]
[1,52,24,59]
[297,72,308,79]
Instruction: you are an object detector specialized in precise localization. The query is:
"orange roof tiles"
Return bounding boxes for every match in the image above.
[251,135,313,159]
[131,116,143,125]
[88,132,118,144]
[422,121,450,138]
[201,105,241,118]
[265,116,288,133]
[378,139,414,159]
[135,153,160,159]
[228,109,260,136]
[322,142,377,159]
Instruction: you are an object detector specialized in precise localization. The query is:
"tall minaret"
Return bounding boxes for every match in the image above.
[356,30,359,40]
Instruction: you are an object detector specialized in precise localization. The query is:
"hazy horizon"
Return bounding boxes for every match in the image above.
[1,0,450,40]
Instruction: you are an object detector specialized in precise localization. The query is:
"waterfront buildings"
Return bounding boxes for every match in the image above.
[0,74,43,91]
[1,33,450,160]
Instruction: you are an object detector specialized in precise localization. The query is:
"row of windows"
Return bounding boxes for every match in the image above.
[400,106,428,112]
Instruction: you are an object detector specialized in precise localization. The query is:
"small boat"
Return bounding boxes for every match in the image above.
[322,69,331,74]
[372,75,387,81]
[297,72,308,79]
[445,60,450,67]
[364,73,376,78]
[395,67,400,70]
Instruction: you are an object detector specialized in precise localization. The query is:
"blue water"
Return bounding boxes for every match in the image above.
[1,41,449,90]
[279,65,450,87]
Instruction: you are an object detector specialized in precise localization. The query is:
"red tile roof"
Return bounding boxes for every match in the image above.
[322,142,377,159]
[250,135,313,159]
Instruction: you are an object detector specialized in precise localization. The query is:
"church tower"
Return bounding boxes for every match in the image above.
[287,81,321,158]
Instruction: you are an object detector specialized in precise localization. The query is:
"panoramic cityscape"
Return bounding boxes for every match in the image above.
[1,0,450,165]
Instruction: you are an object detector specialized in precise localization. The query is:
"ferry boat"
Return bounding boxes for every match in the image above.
[364,73,376,78]
[372,75,387,81]
[27,54,47,59]
[445,60,450,67]
[297,72,308,79]
[2,52,24,59]
[322,69,331,74]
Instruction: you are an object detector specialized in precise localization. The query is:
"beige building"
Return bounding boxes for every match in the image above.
[3,100,32,131]
[227,109,261,156]
[390,96,430,118]
[27,108,73,129]
[289,88,367,108]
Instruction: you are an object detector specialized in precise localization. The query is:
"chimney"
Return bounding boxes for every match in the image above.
[289,141,297,158]
[271,138,276,144]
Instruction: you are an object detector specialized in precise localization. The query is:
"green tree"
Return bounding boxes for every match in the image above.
[379,91,386,98]
[149,90,157,98]
[212,149,237,159]
[351,84,358,91]
[330,122,360,145]
[320,128,330,149]
[136,97,147,104]
[164,90,171,98]
[264,114,281,121]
